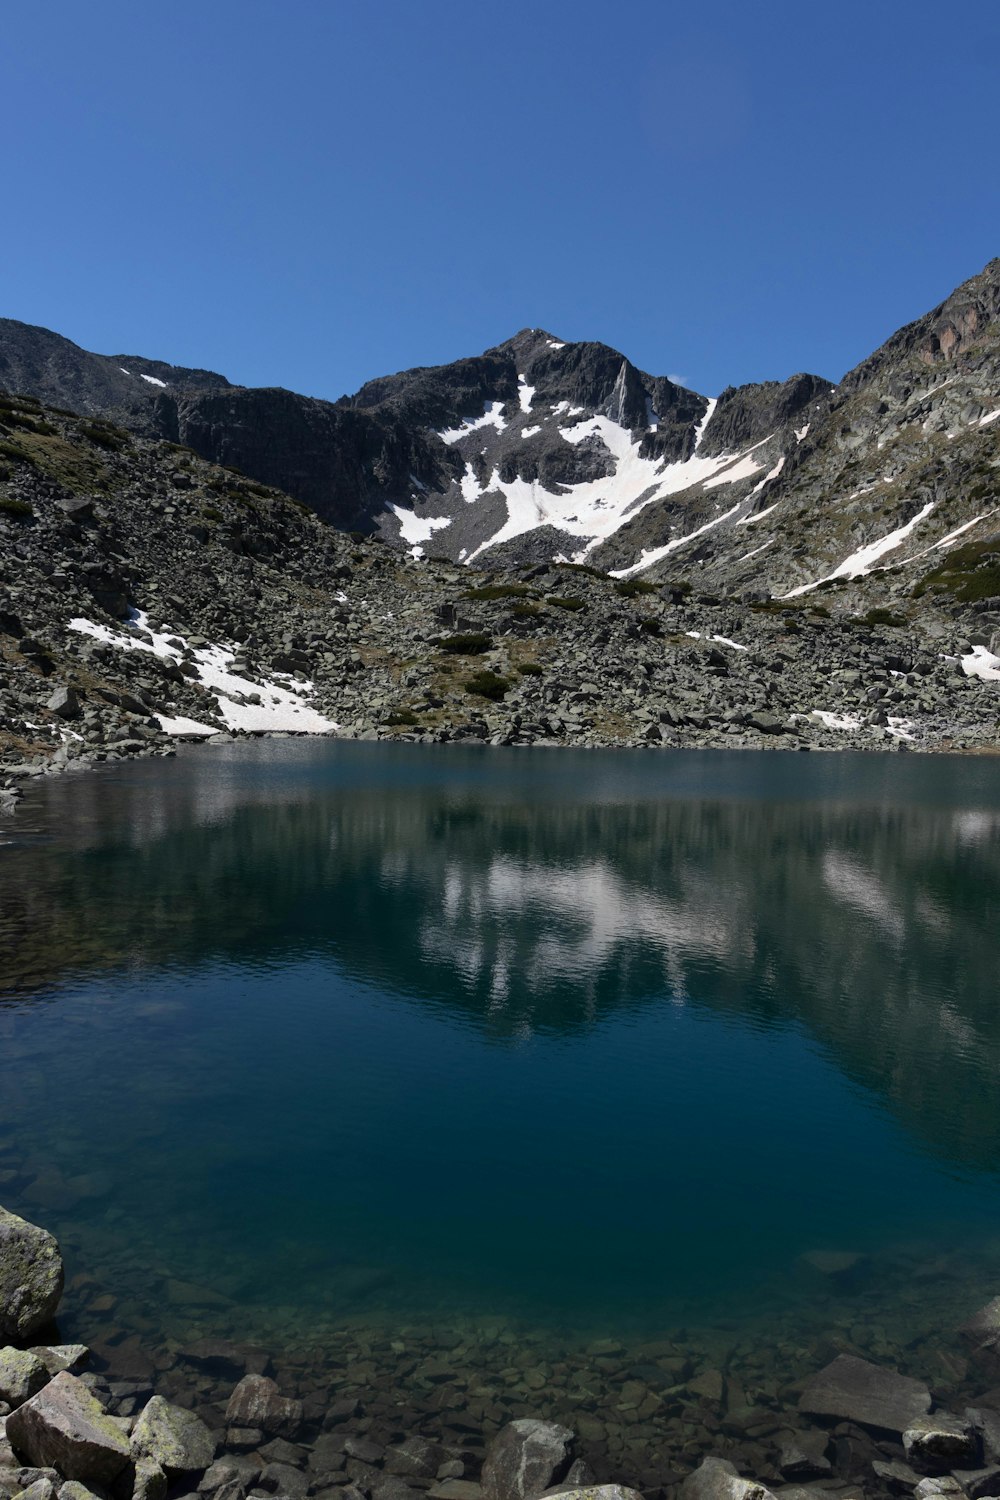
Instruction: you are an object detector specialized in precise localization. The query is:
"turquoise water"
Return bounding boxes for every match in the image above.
[2,741,1000,1361]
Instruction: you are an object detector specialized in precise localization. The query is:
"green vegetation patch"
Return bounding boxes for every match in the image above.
[913,534,1000,603]
[463,583,532,601]
[385,709,419,726]
[517,661,544,676]
[0,496,33,517]
[79,421,126,452]
[0,438,38,467]
[556,561,605,579]
[439,631,493,654]
[546,594,586,612]
[614,579,658,598]
[511,602,541,619]
[464,670,510,700]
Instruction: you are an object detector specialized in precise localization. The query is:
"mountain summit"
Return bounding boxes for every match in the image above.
[1,258,998,601]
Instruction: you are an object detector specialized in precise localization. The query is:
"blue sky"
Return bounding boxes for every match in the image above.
[2,0,998,400]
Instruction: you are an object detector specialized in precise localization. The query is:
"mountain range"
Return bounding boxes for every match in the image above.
[1,259,999,792]
[2,257,998,597]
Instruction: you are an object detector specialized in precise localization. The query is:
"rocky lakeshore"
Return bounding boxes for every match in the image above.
[7,1206,1000,1500]
[2,389,999,812]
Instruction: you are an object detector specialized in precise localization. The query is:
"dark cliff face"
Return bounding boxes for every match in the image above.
[0,317,230,425]
[156,385,461,531]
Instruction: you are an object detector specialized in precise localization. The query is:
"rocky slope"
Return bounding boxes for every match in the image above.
[1,383,999,806]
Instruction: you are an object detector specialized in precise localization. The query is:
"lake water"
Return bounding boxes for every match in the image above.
[2,741,1000,1452]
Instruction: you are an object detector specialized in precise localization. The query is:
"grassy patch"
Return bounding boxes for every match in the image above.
[546,595,586,612]
[0,438,37,467]
[556,561,605,579]
[913,534,1000,603]
[384,709,419,726]
[79,421,126,452]
[0,496,33,517]
[462,583,532,601]
[614,579,658,598]
[511,602,541,619]
[439,631,493,654]
[517,661,544,676]
[465,670,510,700]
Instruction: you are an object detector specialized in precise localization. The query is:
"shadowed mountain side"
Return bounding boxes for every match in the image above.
[2,744,999,1171]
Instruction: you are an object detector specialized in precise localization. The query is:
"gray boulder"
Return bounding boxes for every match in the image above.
[681,1458,775,1500]
[30,1349,89,1378]
[46,688,81,720]
[0,1348,49,1407]
[542,1491,642,1500]
[225,1376,302,1439]
[131,1396,215,1476]
[902,1413,979,1473]
[798,1354,932,1433]
[0,1208,64,1344]
[6,1371,130,1483]
[481,1420,575,1500]
[961,1299,1000,1368]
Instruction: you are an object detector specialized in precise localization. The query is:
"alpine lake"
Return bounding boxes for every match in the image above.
[2,739,1000,1488]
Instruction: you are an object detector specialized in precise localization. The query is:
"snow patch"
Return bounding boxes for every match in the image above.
[438,401,508,444]
[738,501,780,526]
[155,713,219,737]
[694,397,717,452]
[712,635,748,652]
[460,464,483,503]
[746,456,784,499]
[139,372,168,388]
[68,612,339,734]
[781,502,936,598]
[810,710,862,731]
[611,500,745,579]
[521,425,541,439]
[517,374,535,414]
[795,423,810,442]
[979,406,1000,427]
[391,505,452,547]
[961,646,1000,682]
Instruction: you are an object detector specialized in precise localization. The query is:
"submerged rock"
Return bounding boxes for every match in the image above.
[225,1375,302,1439]
[6,1371,130,1483]
[681,1457,775,1500]
[481,1420,575,1500]
[798,1354,932,1433]
[0,1207,64,1344]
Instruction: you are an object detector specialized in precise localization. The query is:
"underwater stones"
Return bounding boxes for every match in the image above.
[962,1300,1000,1370]
[130,1395,215,1476]
[902,1413,979,1473]
[798,1354,932,1434]
[6,1371,131,1484]
[176,1341,269,1380]
[680,1457,775,1500]
[385,1437,447,1478]
[0,1208,64,1344]
[0,1348,49,1407]
[225,1375,302,1439]
[481,1420,575,1500]
[798,1251,868,1285]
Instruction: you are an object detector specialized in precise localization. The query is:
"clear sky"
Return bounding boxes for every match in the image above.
[2,0,998,401]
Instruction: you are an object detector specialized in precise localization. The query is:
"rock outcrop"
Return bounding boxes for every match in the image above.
[0,1209,64,1344]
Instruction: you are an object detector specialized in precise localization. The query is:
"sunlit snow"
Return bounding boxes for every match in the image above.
[68,612,338,734]
[962,646,1000,682]
[438,401,508,444]
[781,502,936,598]
[518,374,535,414]
[391,505,452,546]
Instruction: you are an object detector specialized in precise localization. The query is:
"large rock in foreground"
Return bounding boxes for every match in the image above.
[0,1207,64,1343]
[6,1370,131,1482]
[131,1395,215,1475]
[481,1420,575,1500]
[799,1354,932,1434]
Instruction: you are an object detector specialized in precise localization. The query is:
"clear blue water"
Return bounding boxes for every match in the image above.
[2,741,1000,1367]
